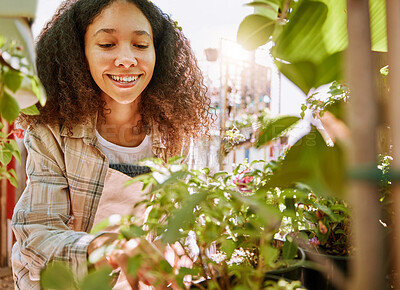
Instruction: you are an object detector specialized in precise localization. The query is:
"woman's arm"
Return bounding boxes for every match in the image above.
[11,125,100,284]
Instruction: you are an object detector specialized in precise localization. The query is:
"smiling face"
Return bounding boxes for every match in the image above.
[84,0,156,105]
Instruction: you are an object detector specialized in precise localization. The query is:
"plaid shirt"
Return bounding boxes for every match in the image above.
[10,115,179,289]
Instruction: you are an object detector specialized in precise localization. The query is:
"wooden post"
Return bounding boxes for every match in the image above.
[0,121,9,266]
[386,1,400,288]
[346,0,385,289]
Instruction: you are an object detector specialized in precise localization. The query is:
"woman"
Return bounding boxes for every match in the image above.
[11,0,212,288]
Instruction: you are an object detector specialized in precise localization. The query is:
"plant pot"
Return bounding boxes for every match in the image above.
[267,246,306,281]
[301,248,350,290]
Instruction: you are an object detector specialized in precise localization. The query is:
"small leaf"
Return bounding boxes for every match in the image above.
[120,224,145,239]
[90,218,110,234]
[21,104,40,115]
[127,254,143,276]
[9,140,21,163]
[80,265,113,290]
[4,70,24,93]
[220,239,236,259]
[256,115,299,147]
[30,75,47,106]
[0,91,20,123]
[237,14,276,50]
[282,239,298,260]
[0,148,12,166]
[246,1,279,20]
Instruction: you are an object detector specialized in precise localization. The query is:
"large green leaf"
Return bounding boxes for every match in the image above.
[237,14,276,50]
[0,91,20,123]
[264,127,345,198]
[273,1,329,64]
[256,115,300,147]
[314,51,344,88]
[369,0,387,52]
[40,262,77,290]
[276,51,344,94]
[275,60,317,94]
[79,265,113,290]
[319,0,348,54]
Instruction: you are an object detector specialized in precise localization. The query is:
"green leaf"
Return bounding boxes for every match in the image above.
[314,51,344,88]
[256,115,300,147]
[264,126,345,198]
[120,224,145,239]
[246,1,279,20]
[260,244,280,268]
[0,91,20,123]
[80,265,113,290]
[319,0,348,54]
[167,155,185,164]
[6,169,18,187]
[4,70,24,93]
[275,60,316,94]
[40,262,78,290]
[237,14,276,50]
[21,104,40,115]
[282,239,298,260]
[90,218,110,234]
[0,35,4,48]
[369,0,387,52]
[0,147,12,166]
[127,254,143,276]
[273,1,329,64]
[30,75,47,106]
[163,191,208,244]
[220,239,237,259]
[9,140,21,164]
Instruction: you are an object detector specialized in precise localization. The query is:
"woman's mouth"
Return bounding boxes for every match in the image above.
[108,74,139,84]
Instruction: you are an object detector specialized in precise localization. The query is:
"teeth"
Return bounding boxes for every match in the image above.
[110,75,138,83]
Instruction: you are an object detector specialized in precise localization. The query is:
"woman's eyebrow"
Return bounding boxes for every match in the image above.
[93,28,151,38]
[93,28,116,37]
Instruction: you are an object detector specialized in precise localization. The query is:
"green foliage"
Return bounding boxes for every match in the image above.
[41,262,78,290]
[0,35,45,187]
[256,115,299,148]
[265,126,345,198]
[300,81,349,119]
[237,0,387,94]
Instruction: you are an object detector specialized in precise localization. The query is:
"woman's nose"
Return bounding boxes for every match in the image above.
[114,48,138,68]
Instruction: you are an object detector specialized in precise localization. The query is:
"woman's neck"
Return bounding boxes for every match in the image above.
[96,95,145,147]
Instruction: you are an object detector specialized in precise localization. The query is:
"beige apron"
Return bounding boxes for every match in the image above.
[93,167,152,290]
[93,168,149,226]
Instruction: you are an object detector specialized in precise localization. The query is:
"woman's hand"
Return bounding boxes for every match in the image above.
[109,239,195,290]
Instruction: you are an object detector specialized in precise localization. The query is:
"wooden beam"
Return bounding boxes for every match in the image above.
[346,0,385,289]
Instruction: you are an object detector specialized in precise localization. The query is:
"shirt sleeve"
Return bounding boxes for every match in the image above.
[11,125,99,282]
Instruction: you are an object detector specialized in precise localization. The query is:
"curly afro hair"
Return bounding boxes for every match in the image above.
[21,0,213,158]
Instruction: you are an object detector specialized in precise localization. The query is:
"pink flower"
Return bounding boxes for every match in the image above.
[234,169,254,192]
[12,129,24,139]
[309,236,320,247]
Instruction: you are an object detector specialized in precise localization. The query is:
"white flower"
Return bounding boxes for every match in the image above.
[170,164,183,172]
[152,171,169,184]
[108,214,121,226]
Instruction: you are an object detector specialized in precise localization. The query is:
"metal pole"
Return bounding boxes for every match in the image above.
[346,0,385,289]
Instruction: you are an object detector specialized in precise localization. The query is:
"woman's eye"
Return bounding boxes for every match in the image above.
[135,44,149,49]
[98,44,114,48]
